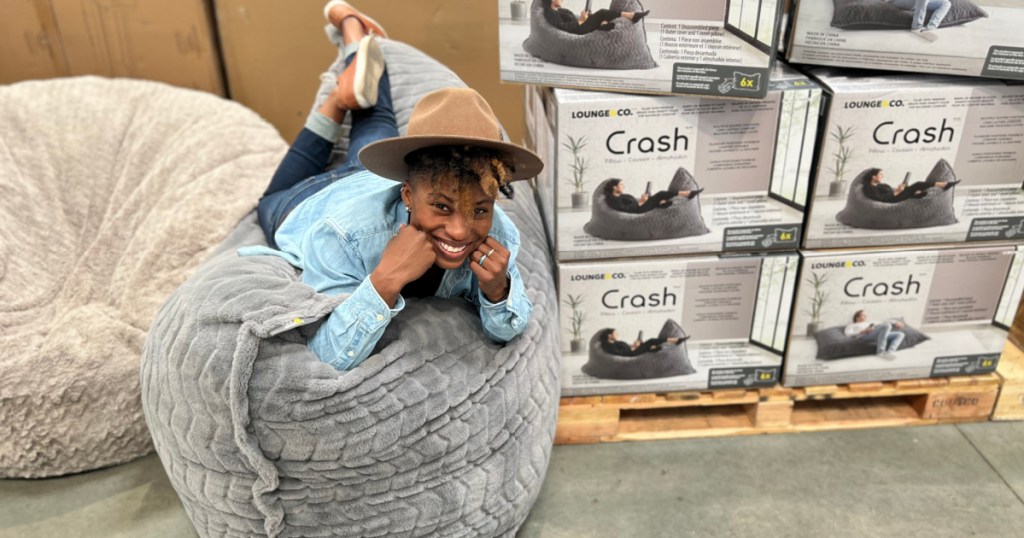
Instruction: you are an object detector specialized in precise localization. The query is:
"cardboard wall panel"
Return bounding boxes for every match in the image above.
[0,0,69,84]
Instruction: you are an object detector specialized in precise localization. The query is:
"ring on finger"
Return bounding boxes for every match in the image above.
[485,247,495,258]
[478,253,489,266]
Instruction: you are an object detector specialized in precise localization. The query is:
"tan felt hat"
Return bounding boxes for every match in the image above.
[358,87,544,183]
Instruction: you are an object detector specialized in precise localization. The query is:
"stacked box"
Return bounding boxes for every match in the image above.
[500,0,785,99]
[559,253,799,395]
[803,70,1024,250]
[527,62,823,261]
[787,0,1024,81]
[784,244,1024,387]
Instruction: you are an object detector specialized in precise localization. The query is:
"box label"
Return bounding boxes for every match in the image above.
[722,225,801,252]
[672,64,770,99]
[709,366,779,389]
[982,46,1024,79]
[930,354,1000,377]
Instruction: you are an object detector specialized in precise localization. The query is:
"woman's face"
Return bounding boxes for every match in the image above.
[608,330,619,342]
[613,181,625,195]
[871,170,885,185]
[402,177,495,270]
[551,0,563,9]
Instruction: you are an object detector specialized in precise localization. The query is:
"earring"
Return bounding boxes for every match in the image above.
[405,206,410,212]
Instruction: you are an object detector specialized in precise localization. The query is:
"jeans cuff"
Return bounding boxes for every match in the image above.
[306,112,343,143]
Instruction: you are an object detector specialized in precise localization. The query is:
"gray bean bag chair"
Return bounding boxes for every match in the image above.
[813,320,929,360]
[522,0,657,70]
[830,0,988,30]
[140,38,560,537]
[584,167,710,241]
[583,320,696,379]
[0,77,283,478]
[835,159,959,230]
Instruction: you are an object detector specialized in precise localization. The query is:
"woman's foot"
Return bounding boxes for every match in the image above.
[941,180,960,190]
[631,10,650,24]
[336,35,385,109]
[325,1,388,38]
[683,188,704,199]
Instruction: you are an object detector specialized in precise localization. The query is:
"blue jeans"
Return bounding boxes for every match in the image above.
[858,322,906,354]
[257,54,398,247]
[890,0,951,30]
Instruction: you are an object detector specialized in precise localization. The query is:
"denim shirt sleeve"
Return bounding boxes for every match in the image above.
[299,221,405,371]
[473,225,532,343]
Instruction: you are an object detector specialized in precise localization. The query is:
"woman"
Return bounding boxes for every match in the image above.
[861,168,958,203]
[604,179,702,214]
[887,0,951,42]
[242,1,544,371]
[542,0,649,35]
[599,329,687,357]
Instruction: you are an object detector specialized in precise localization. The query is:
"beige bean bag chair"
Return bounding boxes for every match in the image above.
[0,77,285,478]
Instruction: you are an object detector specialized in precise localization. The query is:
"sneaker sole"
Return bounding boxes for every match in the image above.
[324,0,388,38]
[352,36,384,109]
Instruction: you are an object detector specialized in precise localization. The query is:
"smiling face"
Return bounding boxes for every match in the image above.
[402,177,495,270]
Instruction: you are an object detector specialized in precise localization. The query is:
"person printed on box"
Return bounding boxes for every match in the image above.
[239,1,544,372]
[599,329,687,357]
[844,310,905,359]
[603,179,703,214]
[861,168,958,204]
[541,0,649,35]
[886,0,952,42]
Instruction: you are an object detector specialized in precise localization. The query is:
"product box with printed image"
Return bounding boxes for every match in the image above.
[526,63,822,261]
[787,0,1024,81]
[802,70,1024,250]
[499,0,785,99]
[558,253,798,396]
[784,244,1024,387]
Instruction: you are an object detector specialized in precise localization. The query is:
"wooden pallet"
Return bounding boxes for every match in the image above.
[556,373,1001,444]
[993,341,1024,421]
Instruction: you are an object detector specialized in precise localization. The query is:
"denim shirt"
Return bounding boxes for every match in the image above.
[238,170,532,371]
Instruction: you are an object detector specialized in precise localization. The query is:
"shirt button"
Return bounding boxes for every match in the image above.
[347,351,355,357]
[376,314,384,321]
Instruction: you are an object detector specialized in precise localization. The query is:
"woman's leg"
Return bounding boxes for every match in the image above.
[924,0,951,30]
[578,9,621,33]
[338,19,397,170]
[636,191,675,212]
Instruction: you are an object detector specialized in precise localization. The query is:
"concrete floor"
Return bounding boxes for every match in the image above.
[2,423,1023,537]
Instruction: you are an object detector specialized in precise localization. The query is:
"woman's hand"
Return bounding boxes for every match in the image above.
[578,10,589,23]
[370,224,436,307]
[638,192,650,204]
[471,236,511,303]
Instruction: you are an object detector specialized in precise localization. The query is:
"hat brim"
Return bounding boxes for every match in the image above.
[358,135,544,183]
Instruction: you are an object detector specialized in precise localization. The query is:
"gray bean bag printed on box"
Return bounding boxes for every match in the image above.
[830,0,989,30]
[813,320,930,360]
[584,167,710,241]
[583,319,697,380]
[140,37,561,538]
[835,159,959,230]
[522,0,657,70]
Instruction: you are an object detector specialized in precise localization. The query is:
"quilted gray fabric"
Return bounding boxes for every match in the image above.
[0,77,284,478]
[140,39,560,538]
[814,322,930,360]
[830,0,988,30]
[835,160,959,230]
[522,0,657,70]
[583,320,696,380]
[584,167,710,241]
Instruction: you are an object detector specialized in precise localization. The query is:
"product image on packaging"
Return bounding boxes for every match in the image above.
[528,63,821,261]
[787,0,1024,80]
[559,254,798,396]
[803,71,1024,250]
[499,0,784,98]
[785,244,1024,387]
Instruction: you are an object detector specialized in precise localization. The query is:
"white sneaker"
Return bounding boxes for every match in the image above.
[913,29,938,42]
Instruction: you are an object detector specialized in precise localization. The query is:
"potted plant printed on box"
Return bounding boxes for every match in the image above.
[827,125,855,198]
[510,0,527,20]
[563,294,586,352]
[562,135,589,209]
[804,271,828,335]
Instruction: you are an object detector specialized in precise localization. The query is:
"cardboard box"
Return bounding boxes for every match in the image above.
[559,253,798,396]
[0,0,224,95]
[784,244,1024,387]
[802,70,1024,250]
[787,0,1024,80]
[499,0,785,99]
[527,62,822,261]
[215,0,525,143]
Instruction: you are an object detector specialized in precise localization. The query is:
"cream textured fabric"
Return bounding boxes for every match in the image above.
[0,77,285,478]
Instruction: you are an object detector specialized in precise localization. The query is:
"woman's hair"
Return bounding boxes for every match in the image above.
[405,145,516,218]
[599,328,614,342]
[853,309,865,322]
[602,179,622,198]
[866,168,882,181]
[540,0,553,9]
